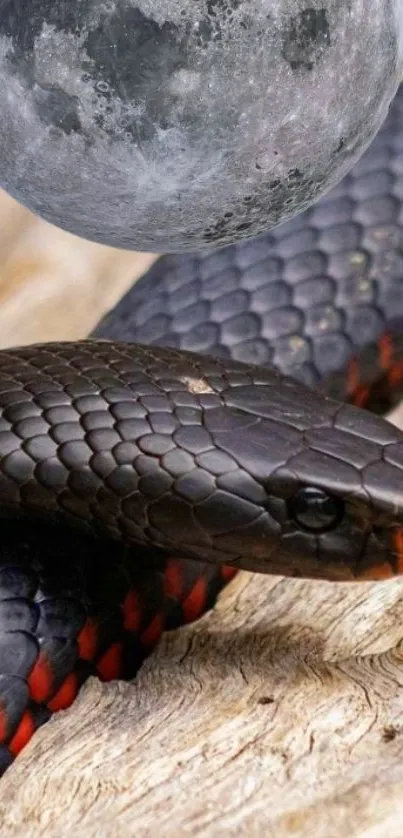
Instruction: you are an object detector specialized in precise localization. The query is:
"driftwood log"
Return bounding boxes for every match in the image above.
[2,569,403,837]
[1,191,403,836]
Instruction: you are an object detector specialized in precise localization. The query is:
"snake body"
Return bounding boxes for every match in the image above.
[2,87,403,773]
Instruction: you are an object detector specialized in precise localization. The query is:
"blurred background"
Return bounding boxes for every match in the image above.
[0,188,157,348]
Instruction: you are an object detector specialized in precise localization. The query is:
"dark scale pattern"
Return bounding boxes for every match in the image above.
[0,517,231,771]
[1,339,403,580]
[96,85,403,402]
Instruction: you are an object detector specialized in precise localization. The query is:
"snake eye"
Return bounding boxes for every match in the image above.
[287,487,344,533]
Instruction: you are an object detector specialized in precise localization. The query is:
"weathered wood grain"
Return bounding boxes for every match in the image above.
[2,572,403,837]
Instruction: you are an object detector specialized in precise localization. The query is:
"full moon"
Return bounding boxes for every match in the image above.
[0,1,402,252]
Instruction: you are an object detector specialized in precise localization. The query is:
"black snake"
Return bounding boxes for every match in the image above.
[1,84,403,775]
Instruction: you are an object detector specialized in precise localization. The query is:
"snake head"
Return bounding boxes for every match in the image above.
[193,371,403,582]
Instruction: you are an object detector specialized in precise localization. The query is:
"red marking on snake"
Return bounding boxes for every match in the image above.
[359,561,394,580]
[96,643,123,680]
[47,673,79,712]
[351,385,370,408]
[140,613,164,648]
[164,559,184,599]
[8,711,35,756]
[393,529,403,575]
[220,565,237,582]
[379,334,393,370]
[122,588,142,632]
[27,653,53,703]
[388,361,403,387]
[77,618,99,661]
[181,577,208,623]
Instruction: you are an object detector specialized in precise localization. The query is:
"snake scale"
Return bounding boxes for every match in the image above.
[1,85,403,775]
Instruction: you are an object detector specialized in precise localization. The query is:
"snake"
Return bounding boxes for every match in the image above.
[1,86,403,776]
